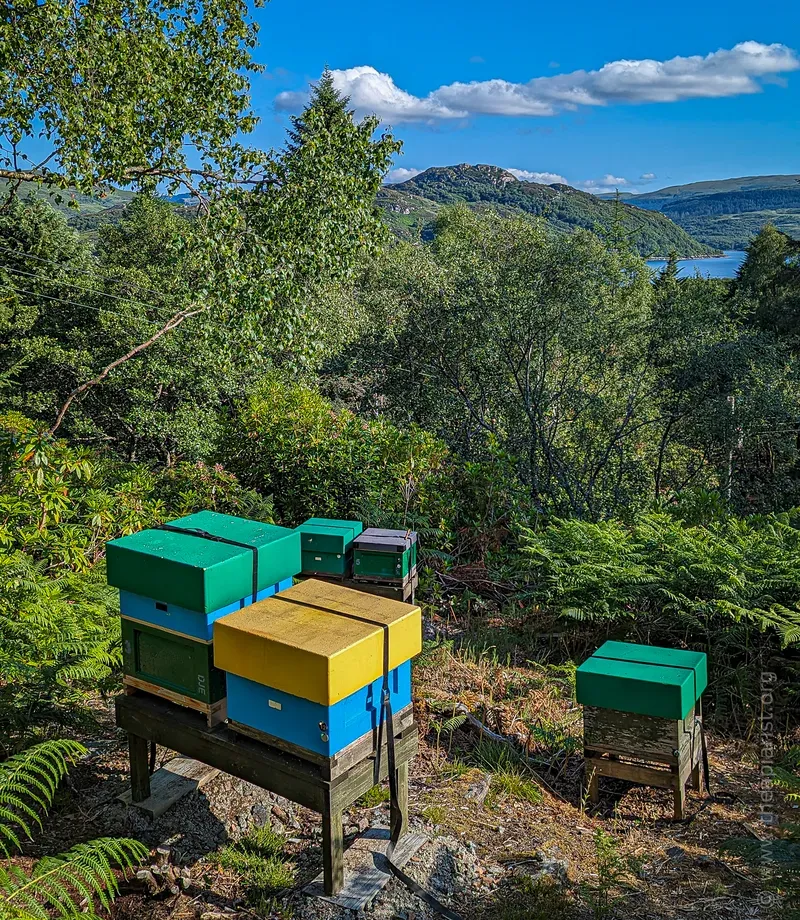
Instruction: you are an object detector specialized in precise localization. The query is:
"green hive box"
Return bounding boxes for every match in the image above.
[297,518,363,576]
[121,618,226,704]
[106,511,301,613]
[353,528,417,582]
[576,641,707,720]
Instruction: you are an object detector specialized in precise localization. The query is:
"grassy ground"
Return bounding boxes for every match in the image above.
[11,627,791,920]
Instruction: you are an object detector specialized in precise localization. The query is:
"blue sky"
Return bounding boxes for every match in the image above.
[249,0,800,193]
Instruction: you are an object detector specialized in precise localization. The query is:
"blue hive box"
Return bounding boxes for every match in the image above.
[225,661,412,758]
[119,578,294,642]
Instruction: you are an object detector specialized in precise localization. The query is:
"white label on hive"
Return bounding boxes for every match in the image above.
[315,556,322,561]
[268,699,282,710]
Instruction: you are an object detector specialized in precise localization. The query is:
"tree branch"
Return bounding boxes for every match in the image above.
[47,307,204,437]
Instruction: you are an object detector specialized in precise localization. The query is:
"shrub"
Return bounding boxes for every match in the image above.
[220,377,453,532]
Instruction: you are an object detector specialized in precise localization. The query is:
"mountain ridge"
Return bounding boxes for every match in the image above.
[379,164,715,258]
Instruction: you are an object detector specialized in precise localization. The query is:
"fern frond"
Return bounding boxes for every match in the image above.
[439,713,468,734]
[0,740,86,855]
[0,836,148,918]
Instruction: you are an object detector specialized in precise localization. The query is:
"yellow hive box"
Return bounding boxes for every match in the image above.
[214,578,422,706]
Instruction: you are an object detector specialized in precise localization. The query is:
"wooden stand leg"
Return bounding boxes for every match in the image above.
[128,733,151,803]
[321,794,344,896]
[672,775,686,820]
[690,763,701,791]
[391,761,409,839]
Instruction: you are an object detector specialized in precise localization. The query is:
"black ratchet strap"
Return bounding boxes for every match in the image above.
[156,524,260,604]
[285,597,464,920]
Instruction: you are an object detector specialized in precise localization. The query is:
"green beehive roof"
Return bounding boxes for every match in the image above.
[576,641,707,720]
[296,518,363,554]
[106,511,301,613]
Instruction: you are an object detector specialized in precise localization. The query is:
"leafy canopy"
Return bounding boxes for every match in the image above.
[1,0,266,196]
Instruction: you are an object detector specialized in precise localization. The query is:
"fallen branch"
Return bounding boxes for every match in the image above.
[48,306,204,436]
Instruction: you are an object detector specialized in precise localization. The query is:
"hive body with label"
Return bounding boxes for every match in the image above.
[215,578,421,758]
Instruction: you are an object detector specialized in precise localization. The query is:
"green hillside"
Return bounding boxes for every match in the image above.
[632,174,800,203]
[381,164,714,257]
[625,175,800,249]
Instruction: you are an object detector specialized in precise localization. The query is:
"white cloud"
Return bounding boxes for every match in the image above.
[640,172,657,181]
[276,43,799,122]
[577,175,638,195]
[506,168,568,185]
[469,56,485,64]
[276,66,466,122]
[385,167,424,184]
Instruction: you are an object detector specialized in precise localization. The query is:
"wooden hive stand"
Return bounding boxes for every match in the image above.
[583,700,704,819]
[115,691,417,896]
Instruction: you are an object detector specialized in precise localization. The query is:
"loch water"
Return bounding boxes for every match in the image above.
[646,250,746,279]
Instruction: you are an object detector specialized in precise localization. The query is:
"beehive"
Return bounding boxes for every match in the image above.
[121,618,226,706]
[576,640,707,720]
[352,528,417,583]
[296,517,363,577]
[119,578,293,642]
[215,579,421,757]
[108,512,301,717]
[106,511,301,613]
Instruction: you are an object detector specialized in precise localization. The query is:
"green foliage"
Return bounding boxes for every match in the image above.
[351,207,657,518]
[0,0,265,196]
[220,376,452,530]
[0,740,147,919]
[580,829,635,918]
[0,413,271,742]
[628,179,800,250]
[0,413,272,570]
[0,555,119,745]
[466,741,543,807]
[735,225,800,338]
[0,739,84,855]
[358,785,391,807]
[217,825,295,907]
[521,509,800,646]
[0,836,147,919]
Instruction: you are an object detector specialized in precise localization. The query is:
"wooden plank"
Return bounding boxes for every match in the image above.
[583,705,699,766]
[391,761,409,839]
[228,705,414,778]
[124,676,227,727]
[331,727,418,812]
[321,798,344,895]
[305,829,428,910]
[115,693,327,811]
[118,757,219,818]
[115,693,418,816]
[586,755,679,790]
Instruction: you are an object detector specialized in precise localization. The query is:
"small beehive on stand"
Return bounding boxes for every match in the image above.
[577,641,708,819]
[351,528,419,603]
[215,578,421,761]
[296,517,363,578]
[106,511,301,724]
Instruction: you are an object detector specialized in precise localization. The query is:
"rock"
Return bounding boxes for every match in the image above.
[156,846,171,866]
[465,772,492,806]
[136,869,159,897]
[272,804,290,824]
[666,846,686,860]
[250,803,269,827]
